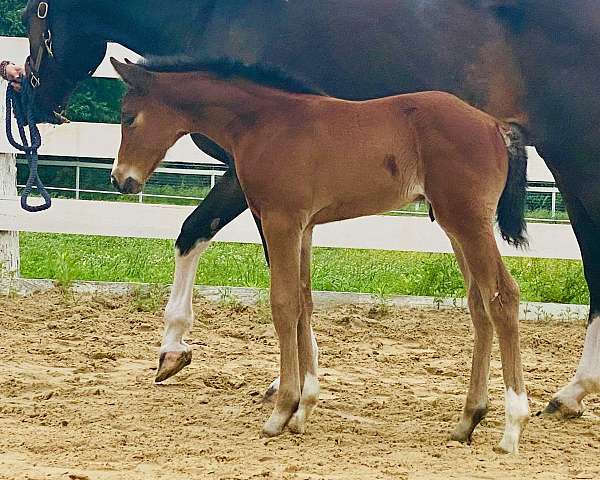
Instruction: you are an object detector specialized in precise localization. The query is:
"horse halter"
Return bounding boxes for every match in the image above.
[25,0,74,120]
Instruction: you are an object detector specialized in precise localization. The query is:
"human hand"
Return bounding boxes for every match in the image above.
[1,62,25,91]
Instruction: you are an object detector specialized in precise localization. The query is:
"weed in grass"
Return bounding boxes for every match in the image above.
[0,261,19,298]
[52,251,77,302]
[558,306,577,322]
[368,290,393,319]
[131,284,169,313]
[217,287,246,313]
[54,251,76,290]
[254,288,272,324]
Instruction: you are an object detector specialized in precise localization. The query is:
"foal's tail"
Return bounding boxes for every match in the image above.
[497,123,528,248]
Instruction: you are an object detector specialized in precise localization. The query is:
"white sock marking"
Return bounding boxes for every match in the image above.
[265,327,318,398]
[554,314,600,408]
[499,388,529,453]
[288,373,320,433]
[574,315,600,392]
[161,241,209,353]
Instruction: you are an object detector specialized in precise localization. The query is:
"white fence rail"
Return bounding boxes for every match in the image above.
[0,35,582,266]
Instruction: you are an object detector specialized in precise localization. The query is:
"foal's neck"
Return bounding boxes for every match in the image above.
[166,73,306,153]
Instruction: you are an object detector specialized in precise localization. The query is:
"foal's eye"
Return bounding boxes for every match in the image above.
[122,114,136,127]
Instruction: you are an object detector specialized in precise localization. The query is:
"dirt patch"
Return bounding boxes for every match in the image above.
[0,290,599,479]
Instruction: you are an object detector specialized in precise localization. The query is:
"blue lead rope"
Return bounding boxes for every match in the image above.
[5,80,51,212]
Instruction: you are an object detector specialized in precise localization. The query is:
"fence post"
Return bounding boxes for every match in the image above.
[75,164,80,199]
[0,80,20,277]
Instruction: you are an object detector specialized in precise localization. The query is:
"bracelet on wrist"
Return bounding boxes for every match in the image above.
[0,60,15,81]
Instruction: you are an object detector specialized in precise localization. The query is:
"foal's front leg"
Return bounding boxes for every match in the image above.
[261,214,304,437]
[288,227,320,434]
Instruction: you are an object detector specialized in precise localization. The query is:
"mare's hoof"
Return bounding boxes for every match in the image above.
[542,398,584,419]
[155,350,192,383]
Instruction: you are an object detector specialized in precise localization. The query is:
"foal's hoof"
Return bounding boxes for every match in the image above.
[261,410,291,438]
[542,398,584,419]
[261,422,285,438]
[155,350,192,383]
[493,443,514,455]
[449,428,471,445]
[262,378,280,404]
[287,412,306,435]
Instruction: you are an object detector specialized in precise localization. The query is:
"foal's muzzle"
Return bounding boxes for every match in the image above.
[111,175,142,194]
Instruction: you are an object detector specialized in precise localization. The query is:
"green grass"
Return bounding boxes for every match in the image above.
[19,233,588,305]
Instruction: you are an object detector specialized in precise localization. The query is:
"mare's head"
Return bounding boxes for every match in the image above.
[22,0,108,123]
[110,58,190,194]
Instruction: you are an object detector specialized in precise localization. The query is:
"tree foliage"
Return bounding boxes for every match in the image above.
[67,79,125,124]
[0,0,27,37]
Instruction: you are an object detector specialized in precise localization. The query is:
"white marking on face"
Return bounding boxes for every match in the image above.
[111,157,145,186]
[161,241,210,353]
[499,388,529,454]
[132,111,145,127]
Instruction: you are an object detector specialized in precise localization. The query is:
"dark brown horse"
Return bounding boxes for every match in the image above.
[21,0,600,421]
[110,57,530,452]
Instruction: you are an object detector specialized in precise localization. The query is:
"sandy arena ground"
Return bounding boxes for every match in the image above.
[1,289,599,479]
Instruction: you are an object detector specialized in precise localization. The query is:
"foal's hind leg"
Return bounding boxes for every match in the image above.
[288,227,320,434]
[451,228,528,453]
[449,239,494,444]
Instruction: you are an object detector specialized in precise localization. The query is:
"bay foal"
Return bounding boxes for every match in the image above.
[110,57,529,453]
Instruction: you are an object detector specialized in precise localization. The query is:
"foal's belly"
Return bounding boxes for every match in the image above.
[311,190,423,225]
[310,160,425,225]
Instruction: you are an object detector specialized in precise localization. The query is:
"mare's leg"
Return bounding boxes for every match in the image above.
[156,167,249,382]
[545,190,600,417]
[288,227,320,434]
[449,239,494,444]
[261,212,304,437]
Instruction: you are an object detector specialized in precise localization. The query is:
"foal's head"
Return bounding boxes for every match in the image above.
[110,58,190,194]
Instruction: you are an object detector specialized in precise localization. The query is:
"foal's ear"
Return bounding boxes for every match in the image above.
[110,57,155,93]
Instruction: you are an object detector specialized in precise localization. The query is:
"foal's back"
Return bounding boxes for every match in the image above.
[240,90,508,225]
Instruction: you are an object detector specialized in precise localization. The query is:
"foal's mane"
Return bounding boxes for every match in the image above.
[139,56,327,96]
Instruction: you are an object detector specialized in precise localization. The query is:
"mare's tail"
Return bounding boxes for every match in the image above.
[497,123,528,248]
